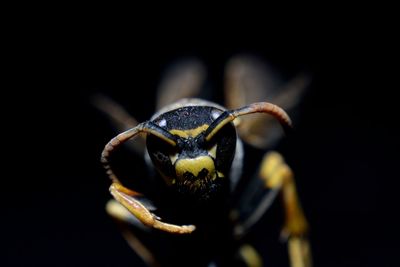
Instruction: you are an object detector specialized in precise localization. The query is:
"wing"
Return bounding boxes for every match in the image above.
[224,54,311,148]
[156,58,206,110]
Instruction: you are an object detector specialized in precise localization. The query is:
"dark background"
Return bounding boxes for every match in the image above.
[4,19,399,266]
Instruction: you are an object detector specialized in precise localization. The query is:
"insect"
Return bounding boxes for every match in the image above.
[95,55,312,267]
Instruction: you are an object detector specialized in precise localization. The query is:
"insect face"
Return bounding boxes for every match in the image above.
[146,106,237,200]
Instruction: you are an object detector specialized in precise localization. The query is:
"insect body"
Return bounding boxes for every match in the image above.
[97,55,312,267]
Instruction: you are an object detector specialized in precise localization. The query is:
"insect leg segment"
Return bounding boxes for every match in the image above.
[260,152,311,267]
[258,152,309,238]
[109,183,195,234]
[106,199,151,230]
[101,122,196,234]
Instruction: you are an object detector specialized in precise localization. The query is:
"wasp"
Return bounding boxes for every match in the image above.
[95,55,312,267]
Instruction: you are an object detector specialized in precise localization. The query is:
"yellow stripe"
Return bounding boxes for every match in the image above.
[175,156,215,178]
[208,144,217,158]
[169,124,209,138]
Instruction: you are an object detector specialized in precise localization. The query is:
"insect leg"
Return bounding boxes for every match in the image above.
[109,183,195,234]
[260,152,311,267]
[233,151,311,267]
[101,124,195,234]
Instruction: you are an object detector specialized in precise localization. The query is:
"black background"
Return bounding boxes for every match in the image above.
[4,17,399,267]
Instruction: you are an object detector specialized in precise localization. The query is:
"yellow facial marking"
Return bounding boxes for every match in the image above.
[208,143,217,159]
[169,152,179,165]
[148,130,177,146]
[175,156,216,180]
[169,124,209,139]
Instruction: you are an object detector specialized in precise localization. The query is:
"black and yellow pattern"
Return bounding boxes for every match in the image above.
[98,55,312,267]
[146,106,236,201]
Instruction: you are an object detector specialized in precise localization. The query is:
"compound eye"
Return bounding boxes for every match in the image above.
[212,122,237,175]
[211,109,223,120]
[146,135,177,183]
